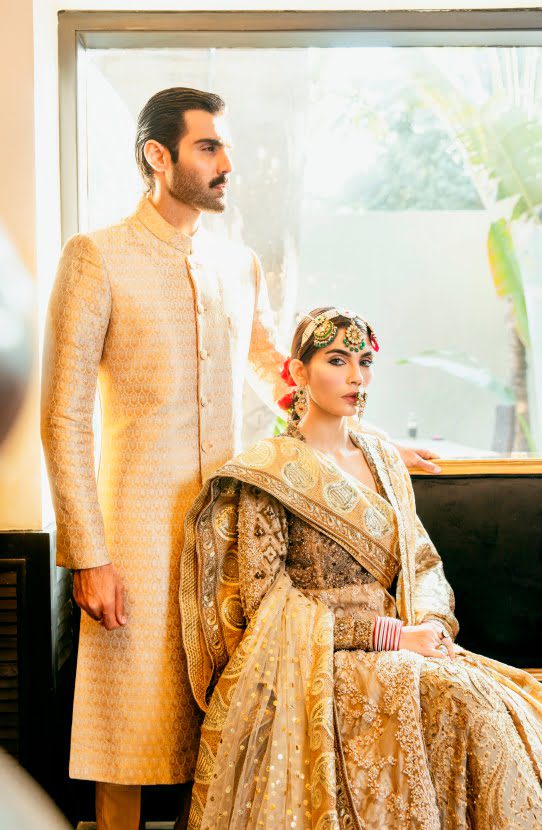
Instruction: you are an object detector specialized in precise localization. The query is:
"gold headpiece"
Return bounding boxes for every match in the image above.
[300,308,371,353]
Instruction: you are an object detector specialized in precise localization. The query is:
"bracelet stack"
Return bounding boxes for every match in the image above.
[373,616,403,651]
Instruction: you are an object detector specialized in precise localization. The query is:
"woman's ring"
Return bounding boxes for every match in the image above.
[437,643,448,654]
[440,627,448,640]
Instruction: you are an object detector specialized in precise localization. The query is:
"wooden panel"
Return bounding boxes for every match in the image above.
[0,532,58,802]
[0,568,18,758]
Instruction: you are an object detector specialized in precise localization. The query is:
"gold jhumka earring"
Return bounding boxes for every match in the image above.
[293,386,308,420]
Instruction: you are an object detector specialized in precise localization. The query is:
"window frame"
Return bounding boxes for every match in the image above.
[58,9,542,474]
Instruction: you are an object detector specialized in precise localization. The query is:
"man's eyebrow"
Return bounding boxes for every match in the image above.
[324,348,374,357]
[193,138,232,148]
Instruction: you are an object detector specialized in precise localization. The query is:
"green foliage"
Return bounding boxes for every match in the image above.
[453,103,542,223]
[487,219,530,346]
[273,415,287,436]
[341,103,482,211]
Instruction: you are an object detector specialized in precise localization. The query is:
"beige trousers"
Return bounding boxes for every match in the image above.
[95,782,142,830]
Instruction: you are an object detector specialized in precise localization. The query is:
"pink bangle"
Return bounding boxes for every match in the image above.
[373,617,403,651]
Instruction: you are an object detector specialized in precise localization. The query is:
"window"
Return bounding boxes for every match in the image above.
[61,11,542,460]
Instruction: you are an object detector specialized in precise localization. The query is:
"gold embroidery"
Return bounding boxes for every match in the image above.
[237,485,288,620]
[219,547,239,586]
[214,504,237,540]
[181,433,542,829]
[324,480,360,514]
[281,439,321,491]
[220,594,245,631]
[363,505,391,538]
[237,439,276,469]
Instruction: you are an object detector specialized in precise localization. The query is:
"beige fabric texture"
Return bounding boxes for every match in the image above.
[40,196,287,784]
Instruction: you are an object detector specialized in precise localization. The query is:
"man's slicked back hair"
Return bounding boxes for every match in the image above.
[135,87,225,190]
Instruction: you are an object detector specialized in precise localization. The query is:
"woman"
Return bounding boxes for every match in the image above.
[180,307,542,829]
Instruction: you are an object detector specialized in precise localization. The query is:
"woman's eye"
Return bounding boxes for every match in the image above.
[329,358,346,366]
[203,145,215,152]
[361,360,373,368]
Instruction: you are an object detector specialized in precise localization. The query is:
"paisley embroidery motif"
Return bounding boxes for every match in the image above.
[237,439,276,469]
[281,440,320,492]
[363,506,390,538]
[324,480,360,514]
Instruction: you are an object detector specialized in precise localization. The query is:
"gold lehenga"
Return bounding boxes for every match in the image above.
[180,428,542,829]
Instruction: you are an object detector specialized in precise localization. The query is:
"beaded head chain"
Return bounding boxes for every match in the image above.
[299,308,380,354]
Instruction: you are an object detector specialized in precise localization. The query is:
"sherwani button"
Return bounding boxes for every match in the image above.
[201,440,212,453]
[197,303,205,315]
[199,348,208,360]
[200,397,208,407]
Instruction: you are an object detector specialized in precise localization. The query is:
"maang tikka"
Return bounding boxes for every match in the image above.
[300,308,378,354]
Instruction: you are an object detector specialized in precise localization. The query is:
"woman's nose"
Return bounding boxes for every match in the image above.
[348,366,364,384]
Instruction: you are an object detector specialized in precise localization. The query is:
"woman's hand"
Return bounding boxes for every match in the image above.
[399,621,455,659]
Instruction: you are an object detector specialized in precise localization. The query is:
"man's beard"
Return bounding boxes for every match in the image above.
[167,163,227,213]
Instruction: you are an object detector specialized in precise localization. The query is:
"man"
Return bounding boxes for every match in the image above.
[41,87,439,830]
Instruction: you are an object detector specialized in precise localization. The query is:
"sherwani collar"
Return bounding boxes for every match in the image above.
[135,195,201,255]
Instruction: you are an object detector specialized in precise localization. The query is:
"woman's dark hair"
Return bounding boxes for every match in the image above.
[135,87,225,190]
[291,307,371,363]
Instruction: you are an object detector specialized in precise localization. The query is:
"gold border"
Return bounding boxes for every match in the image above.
[411,457,542,476]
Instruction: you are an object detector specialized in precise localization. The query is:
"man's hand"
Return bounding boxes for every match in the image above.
[73,563,127,631]
[395,444,442,474]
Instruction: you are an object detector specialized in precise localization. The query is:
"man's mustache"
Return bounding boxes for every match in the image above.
[210,175,228,188]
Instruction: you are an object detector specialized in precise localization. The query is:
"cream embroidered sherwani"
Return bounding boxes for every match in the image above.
[40,196,286,785]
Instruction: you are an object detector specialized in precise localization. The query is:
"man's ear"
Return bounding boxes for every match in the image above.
[288,358,307,387]
[144,140,170,176]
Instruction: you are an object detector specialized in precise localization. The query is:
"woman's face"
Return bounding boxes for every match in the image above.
[290,324,375,419]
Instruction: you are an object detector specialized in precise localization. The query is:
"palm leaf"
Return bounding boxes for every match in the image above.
[487,218,530,346]
[408,54,542,222]
[456,104,542,222]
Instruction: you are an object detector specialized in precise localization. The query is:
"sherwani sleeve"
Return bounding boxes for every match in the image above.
[237,484,288,620]
[245,252,289,411]
[41,234,111,570]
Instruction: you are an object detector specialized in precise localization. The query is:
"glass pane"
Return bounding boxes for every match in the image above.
[80,45,542,458]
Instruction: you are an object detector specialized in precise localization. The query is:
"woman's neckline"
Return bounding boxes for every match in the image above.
[285,421,383,499]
